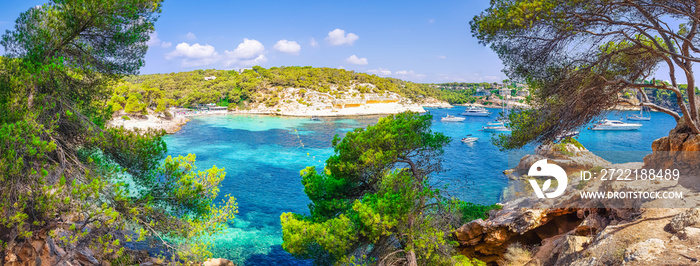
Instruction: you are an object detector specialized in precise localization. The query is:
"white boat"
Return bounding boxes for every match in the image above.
[441,115,466,122]
[496,116,511,123]
[461,134,478,143]
[482,121,511,132]
[461,137,478,143]
[555,130,580,141]
[627,107,651,121]
[461,106,491,117]
[497,97,511,122]
[591,119,642,131]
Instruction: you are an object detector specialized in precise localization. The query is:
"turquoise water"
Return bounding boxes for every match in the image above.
[162,107,677,265]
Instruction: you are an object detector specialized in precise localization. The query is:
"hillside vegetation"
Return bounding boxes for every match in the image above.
[108,66,459,114]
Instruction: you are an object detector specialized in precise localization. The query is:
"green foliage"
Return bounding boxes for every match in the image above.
[281,112,479,265]
[459,202,502,223]
[471,0,700,147]
[114,66,458,109]
[0,0,236,263]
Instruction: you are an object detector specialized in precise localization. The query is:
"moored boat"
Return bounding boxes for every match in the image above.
[627,107,651,121]
[441,115,466,122]
[482,121,511,132]
[590,119,642,131]
[461,134,478,143]
[461,106,491,117]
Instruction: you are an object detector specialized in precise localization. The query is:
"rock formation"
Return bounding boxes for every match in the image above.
[644,120,700,175]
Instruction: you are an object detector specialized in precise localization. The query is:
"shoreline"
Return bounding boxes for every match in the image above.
[109,102,658,134]
[109,102,451,134]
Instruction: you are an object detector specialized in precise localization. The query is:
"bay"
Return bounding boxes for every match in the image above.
[162,106,677,265]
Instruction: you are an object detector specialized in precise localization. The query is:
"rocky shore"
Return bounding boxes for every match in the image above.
[456,138,700,265]
[106,111,189,134]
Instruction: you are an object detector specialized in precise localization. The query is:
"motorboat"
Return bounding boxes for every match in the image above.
[590,119,642,131]
[461,106,491,117]
[461,134,478,143]
[555,130,580,141]
[482,121,511,132]
[627,107,651,121]
[310,116,321,121]
[441,115,466,122]
[461,137,478,143]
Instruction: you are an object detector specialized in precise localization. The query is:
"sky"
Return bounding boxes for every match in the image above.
[0,0,511,83]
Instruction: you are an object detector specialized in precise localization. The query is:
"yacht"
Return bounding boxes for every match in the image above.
[482,121,511,132]
[590,119,642,131]
[461,106,491,117]
[441,115,466,122]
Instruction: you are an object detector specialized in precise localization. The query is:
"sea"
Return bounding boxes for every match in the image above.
[161,106,676,265]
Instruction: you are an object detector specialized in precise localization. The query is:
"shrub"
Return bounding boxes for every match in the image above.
[502,243,532,266]
[460,202,502,222]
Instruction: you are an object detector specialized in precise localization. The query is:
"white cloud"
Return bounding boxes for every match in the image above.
[369,68,392,76]
[273,40,301,54]
[165,42,220,67]
[310,37,319,47]
[184,32,197,40]
[345,55,368,65]
[225,38,267,66]
[147,31,162,46]
[394,70,426,80]
[326,29,359,46]
[437,55,447,59]
[148,32,173,48]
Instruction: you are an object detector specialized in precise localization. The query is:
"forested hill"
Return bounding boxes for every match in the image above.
[109,66,459,113]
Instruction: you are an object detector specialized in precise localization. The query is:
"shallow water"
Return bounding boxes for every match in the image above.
[162,107,676,265]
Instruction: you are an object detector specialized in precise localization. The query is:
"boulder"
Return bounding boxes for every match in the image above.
[555,235,589,265]
[513,143,611,176]
[203,258,235,266]
[644,121,700,174]
[76,248,99,265]
[669,208,700,233]
[676,227,700,245]
[623,238,665,262]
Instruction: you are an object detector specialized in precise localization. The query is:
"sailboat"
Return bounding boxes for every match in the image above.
[627,106,651,121]
[497,97,511,123]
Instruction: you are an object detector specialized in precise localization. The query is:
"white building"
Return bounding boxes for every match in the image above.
[204,76,217,81]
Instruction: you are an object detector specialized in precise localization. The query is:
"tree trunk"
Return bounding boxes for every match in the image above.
[406,250,418,266]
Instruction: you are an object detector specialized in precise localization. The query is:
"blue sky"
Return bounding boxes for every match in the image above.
[0,0,512,83]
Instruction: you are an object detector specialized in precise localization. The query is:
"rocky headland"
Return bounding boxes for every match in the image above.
[457,135,700,265]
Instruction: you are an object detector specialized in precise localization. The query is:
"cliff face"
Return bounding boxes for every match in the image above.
[644,120,700,175]
[458,137,700,265]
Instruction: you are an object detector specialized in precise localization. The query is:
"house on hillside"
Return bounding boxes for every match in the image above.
[474,87,491,97]
[516,90,530,97]
[204,76,216,81]
[237,68,253,73]
[499,88,511,97]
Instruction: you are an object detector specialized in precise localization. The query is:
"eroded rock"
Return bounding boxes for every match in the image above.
[624,238,666,262]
